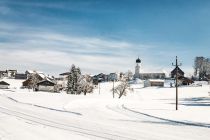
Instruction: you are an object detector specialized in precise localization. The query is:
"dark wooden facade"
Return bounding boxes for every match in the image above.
[15,73,27,79]
[178,76,194,85]
[22,73,44,88]
[0,81,10,85]
[37,80,55,86]
[171,66,184,78]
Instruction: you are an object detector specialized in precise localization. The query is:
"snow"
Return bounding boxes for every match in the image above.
[147,79,165,82]
[0,79,210,140]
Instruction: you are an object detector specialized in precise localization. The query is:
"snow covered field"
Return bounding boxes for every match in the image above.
[0,79,210,140]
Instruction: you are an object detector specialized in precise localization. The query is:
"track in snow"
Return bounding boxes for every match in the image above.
[106,104,210,128]
[0,106,136,140]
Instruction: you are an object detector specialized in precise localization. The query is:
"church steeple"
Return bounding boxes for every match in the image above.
[134,57,141,79]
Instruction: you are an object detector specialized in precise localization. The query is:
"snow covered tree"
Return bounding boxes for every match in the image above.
[125,70,133,81]
[194,57,210,80]
[78,75,94,95]
[67,64,81,94]
[30,73,39,91]
[112,80,131,98]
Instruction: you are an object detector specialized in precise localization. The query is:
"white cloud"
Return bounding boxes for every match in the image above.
[0,23,193,76]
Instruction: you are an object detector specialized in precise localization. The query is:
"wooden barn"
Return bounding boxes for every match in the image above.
[0,81,10,89]
[178,76,194,85]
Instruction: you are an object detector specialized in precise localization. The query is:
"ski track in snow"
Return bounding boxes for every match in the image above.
[0,95,136,140]
[0,107,135,140]
[0,94,209,140]
[3,94,82,116]
[0,80,210,140]
[106,104,210,128]
[122,105,210,128]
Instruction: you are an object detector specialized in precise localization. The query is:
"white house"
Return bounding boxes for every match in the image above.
[0,81,10,89]
[144,79,165,87]
[108,73,118,81]
[7,70,17,78]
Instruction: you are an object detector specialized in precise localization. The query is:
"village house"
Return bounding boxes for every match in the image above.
[37,79,56,92]
[6,70,17,78]
[0,71,7,78]
[25,70,35,79]
[170,66,185,78]
[15,73,27,79]
[178,76,194,85]
[92,73,109,86]
[170,66,193,85]
[55,72,71,90]
[22,71,48,88]
[59,72,70,80]
[0,81,10,89]
[108,73,118,81]
[140,73,166,80]
[144,79,165,87]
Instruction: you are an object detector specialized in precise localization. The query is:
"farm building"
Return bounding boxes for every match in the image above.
[0,81,10,89]
[144,79,165,87]
[0,71,7,78]
[22,72,47,88]
[140,73,166,80]
[178,76,194,85]
[6,70,17,78]
[37,80,56,92]
[171,66,185,78]
[15,73,27,79]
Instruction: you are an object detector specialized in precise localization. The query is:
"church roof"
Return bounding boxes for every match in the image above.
[136,58,141,63]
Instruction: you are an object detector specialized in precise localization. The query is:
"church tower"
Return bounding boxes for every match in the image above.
[134,57,141,79]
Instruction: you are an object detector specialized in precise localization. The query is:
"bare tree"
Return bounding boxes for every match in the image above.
[112,80,131,98]
[125,70,133,81]
[194,57,210,80]
[30,73,39,91]
[78,75,94,95]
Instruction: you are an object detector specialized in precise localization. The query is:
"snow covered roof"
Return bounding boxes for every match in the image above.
[25,70,35,74]
[148,79,165,82]
[59,72,70,76]
[37,79,55,86]
[26,70,44,74]
[38,73,46,79]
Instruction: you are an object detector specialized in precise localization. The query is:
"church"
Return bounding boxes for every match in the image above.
[133,57,166,80]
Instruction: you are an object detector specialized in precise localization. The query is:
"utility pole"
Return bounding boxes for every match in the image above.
[113,79,115,98]
[172,56,182,110]
[98,82,100,94]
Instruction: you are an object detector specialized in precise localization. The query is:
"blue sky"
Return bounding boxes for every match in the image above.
[0,0,210,75]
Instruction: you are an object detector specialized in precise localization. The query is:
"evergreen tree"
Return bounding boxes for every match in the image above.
[67,64,81,94]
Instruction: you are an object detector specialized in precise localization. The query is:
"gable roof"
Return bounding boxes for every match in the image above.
[0,81,10,85]
[37,79,55,86]
[171,66,184,75]
[59,72,70,76]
